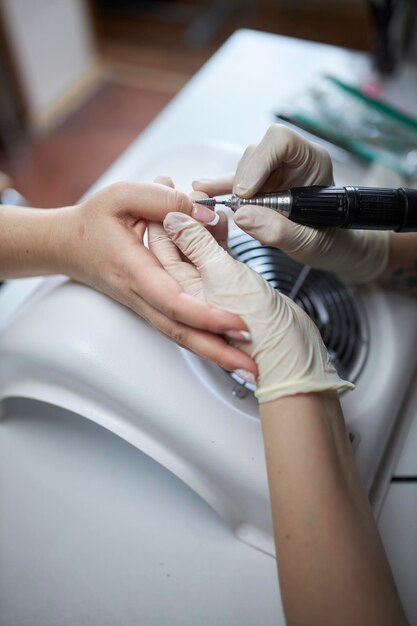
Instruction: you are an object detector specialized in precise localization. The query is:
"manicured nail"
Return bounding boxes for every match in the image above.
[191,203,219,225]
[225,330,252,342]
[233,369,257,385]
[154,175,174,185]
[192,178,214,186]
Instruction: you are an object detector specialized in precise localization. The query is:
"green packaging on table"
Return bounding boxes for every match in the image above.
[276,75,417,179]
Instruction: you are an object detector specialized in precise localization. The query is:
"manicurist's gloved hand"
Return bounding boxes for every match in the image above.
[159,211,354,401]
[0,181,255,376]
[193,125,389,284]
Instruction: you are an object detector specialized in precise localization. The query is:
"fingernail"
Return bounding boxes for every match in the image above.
[191,203,219,226]
[225,330,252,342]
[235,183,249,193]
[154,175,174,185]
[192,178,214,186]
[163,212,195,235]
[233,369,257,385]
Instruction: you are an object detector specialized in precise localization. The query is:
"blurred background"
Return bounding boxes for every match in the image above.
[0,0,416,208]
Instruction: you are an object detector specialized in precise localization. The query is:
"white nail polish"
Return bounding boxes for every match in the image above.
[225,330,252,342]
[233,369,256,385]
[206,212,220,226]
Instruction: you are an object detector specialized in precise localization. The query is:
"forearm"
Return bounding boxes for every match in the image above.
[260,391,407,626]
[379,232,417,295]
[0,205,71,279]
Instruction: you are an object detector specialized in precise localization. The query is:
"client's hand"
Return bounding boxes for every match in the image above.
[193,125,389,284]
[0,181,255,375]
[65,182,257,374]
[159,212,354,401]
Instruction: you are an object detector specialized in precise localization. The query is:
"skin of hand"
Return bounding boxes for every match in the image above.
[159,210,353,398]
[192,124,390,285]
[0,181,256,375]
[377,231,417,297]
[261,391,408,626]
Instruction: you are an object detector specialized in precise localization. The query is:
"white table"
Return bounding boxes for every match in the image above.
[1,29,417,625]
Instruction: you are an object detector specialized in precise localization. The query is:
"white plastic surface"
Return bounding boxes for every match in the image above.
[0,398,284,626]
[379,485,417,625]
[0,281,275,554]
[1,271,417,557]
[394,410,417,476]
[2,137,417,555]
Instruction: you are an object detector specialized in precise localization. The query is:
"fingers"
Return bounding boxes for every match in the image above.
[233,127,301,196]
[153,175,175,188]
[193,126,333,212]
[129,295,258,376]
[148,176,184,267]
[233,144,257,196]
[148,221,183,268]
[189,190,228,249]
[148,219,202,298]
[232,125,334,197]
[189,190,207,202]
[130,243,248,334]
[91,181,194,221]
[164,213,228,271]
[192,173,235,196]
[209,210,228,250]
[234,204,313,255]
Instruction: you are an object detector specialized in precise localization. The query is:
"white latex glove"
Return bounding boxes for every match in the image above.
[147,176,257,381]
[159,212,354,403]
[193,125,389,284]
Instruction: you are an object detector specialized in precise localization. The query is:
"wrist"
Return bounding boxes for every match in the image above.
[0,204,76,280]
[45,204,80,277]
[260,390,342,426]
[259,390,350,482]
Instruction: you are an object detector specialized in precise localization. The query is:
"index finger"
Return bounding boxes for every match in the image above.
[98,181,194,221]
[192,173,235,197]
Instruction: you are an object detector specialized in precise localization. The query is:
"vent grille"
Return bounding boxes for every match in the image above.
[228,233,368,392]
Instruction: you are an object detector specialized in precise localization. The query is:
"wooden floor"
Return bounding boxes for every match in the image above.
[0,83,172,207]
[0,1,372,208]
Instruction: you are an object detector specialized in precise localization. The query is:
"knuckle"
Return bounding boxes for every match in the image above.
[162,300,178,322]
[166,189,191,215]
[267,124,293,144]
[169,325,189,348]
[267,216,287,245]
[265,125,301,162]
[106,181,130,199]
[314,145,334,184]
[218,355,235,371]
[242,144,256,159]
[96,181,131,213]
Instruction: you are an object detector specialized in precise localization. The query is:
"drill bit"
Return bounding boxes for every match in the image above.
[194,198,227,208]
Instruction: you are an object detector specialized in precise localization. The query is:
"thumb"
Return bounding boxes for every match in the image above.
[234,204,311,253]
[163,213,228,271]
[192,172,235,197]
